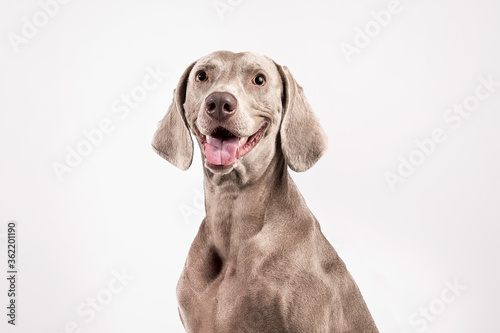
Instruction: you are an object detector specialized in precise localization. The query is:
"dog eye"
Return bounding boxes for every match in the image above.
[252,74,266,86]
[196,71,208,82]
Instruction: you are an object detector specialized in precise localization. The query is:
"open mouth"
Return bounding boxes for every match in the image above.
[199,123,267,168]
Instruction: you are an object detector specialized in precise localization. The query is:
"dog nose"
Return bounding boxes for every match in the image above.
[205,92,237,121]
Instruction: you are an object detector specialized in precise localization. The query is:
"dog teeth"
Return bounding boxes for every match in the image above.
[233,162,238,168]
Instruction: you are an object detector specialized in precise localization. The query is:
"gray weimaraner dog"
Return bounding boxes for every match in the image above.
[152,51,378,332]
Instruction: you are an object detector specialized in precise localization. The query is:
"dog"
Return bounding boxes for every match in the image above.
[152,51,378,332]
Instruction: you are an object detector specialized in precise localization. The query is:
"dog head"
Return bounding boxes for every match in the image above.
[152,51,327,175]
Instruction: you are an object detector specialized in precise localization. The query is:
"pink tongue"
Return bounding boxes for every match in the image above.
[204,135,240,166]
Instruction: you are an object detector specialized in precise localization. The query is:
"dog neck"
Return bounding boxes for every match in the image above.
[202,152,291,256]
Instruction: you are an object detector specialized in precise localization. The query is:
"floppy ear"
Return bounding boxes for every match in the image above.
[152,62,196,170]
[276,64,328,172]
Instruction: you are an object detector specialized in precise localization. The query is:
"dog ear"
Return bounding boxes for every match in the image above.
[152,62,196,170]
[276,64,328,172]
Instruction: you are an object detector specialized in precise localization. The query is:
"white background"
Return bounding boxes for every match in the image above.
[1,0,499,332]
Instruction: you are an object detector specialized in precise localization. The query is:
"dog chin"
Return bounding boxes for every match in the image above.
[204,161,238,174]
